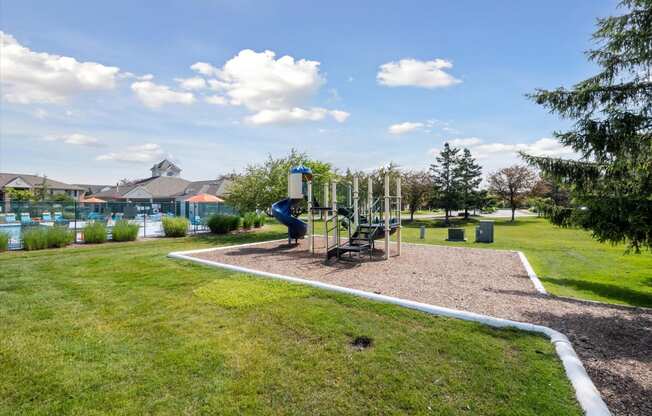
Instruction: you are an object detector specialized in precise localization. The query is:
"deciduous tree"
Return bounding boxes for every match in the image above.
[401,170,433,221]
[488,165,537,221]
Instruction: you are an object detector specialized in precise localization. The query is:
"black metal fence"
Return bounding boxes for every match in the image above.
[0,201,237,250]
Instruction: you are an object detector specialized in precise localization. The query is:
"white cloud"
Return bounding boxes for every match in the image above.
[216,49,324,111]
[97,143,166,163]
[0,31,120,104]
[205,95,227,105]
[192,49,348,125]
[388,121,424,135]
[45,133,102,147]
[190,61,218,76]
[130,81,195,108]
[471,138,575,160]
[448,137,483,147]
[175,76,206,90]
[33,108,48,119]
[377,58,461,89]
[330,110,350,123]
[429,138,577,175]
[246,107,348,125]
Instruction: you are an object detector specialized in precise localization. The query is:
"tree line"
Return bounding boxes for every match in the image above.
[225,146,550,223]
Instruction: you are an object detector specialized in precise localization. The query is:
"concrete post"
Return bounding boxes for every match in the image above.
[384,173,390,260]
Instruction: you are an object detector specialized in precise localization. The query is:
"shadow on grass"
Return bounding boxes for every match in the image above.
[540,277,652,308]
[189,229,287,247]
[403,218,480,228]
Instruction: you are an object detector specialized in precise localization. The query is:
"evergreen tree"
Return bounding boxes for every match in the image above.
[522,0,652,251]
[430,143,461,224]
[455,148,482,219]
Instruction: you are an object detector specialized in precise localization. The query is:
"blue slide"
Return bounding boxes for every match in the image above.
[272,197,307,240]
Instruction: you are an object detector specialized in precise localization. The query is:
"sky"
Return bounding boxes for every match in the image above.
[0,0,618,185]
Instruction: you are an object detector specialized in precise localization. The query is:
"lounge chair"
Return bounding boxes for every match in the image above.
[88,212,104,221]
[53,212,65,223]
[20,213,34,225]
[42,212,52,222]
[5,213,17,223]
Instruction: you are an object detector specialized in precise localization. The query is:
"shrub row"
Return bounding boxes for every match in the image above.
[84,221,107,244]
[162,216,189,237]
[207,215,241,234]
[207,213,266,234]
[112,220,139,242]
[23,226,73,251]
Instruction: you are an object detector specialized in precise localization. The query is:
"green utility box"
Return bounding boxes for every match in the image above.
[446,228,466,242]
[475,220,494,243]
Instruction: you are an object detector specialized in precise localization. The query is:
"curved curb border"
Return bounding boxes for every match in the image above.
[516,251,548,294]
[169,241,611,416]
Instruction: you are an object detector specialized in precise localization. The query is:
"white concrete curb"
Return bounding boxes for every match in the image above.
[516,251,548,295]
[168,242,611,416]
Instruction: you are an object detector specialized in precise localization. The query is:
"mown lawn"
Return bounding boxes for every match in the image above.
[399,217,652,307]
[0,229,581,415]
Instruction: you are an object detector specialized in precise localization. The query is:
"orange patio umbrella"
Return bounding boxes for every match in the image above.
[82,197,106,203]
[186,193,224,203]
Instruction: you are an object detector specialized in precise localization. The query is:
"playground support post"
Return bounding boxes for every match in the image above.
[323,182,329,248]
[396,176,401,256]
[307,180,313,253]
[353,176,359,229]
[384,173,390,260]
[331,180,338,248]
[367,176,373,219]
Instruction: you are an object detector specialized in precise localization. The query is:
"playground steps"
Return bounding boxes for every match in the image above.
[326,240,372,260]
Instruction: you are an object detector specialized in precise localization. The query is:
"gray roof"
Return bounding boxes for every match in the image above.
[0,173,86,191]
[178,178,232,198]
[93,176,191,199]
[93,176,232,200]
[74,184,112,195]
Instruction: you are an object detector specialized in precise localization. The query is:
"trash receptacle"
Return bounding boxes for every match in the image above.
[475,220,494,243]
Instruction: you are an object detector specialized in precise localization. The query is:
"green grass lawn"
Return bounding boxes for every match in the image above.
[399,217,652,308]
[0,230,581,415]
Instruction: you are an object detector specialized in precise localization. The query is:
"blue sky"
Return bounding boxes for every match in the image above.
[1,0,617,184]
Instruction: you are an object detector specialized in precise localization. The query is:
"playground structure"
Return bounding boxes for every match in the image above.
[272,166,401,261]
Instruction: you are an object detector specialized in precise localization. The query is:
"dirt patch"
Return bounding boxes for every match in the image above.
[190,238,652,416]
[350,335,373,350]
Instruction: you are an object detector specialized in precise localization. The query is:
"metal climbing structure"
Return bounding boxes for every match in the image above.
[307,173,402,262]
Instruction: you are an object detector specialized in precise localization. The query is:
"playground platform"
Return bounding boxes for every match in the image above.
[187,238,651,416]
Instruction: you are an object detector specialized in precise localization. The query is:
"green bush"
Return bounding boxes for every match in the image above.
[242,212,256,230]
[84,221,107,244]
[22,226,73,250]
[162,216,189,237]
[112,220,139,242]
[253,214,266,228]
[47,226,74,248]
[0,232,9,251]
[207,215,240,234]
[228,215,241,231]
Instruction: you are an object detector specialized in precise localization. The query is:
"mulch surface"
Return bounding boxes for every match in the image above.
[191,238,651,416]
